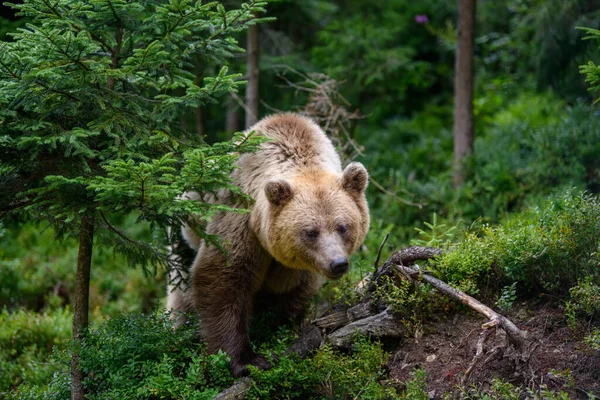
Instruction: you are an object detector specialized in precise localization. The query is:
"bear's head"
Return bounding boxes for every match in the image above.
[259,162,370,279]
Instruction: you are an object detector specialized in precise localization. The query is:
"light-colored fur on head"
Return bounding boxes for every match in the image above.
[257,167,369,279]
[244,114,370,280]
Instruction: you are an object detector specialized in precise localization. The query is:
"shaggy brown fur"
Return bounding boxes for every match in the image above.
[167,113,370,377]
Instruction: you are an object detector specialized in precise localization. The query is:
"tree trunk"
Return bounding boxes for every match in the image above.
[452,0,477,188]
[195,108,205,137]
[71,211,95,400]
[195,61,205,137]
[226,96,240,133]
[245,24,260,129]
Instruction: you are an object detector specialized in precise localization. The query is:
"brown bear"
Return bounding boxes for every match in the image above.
[167,113,370,377]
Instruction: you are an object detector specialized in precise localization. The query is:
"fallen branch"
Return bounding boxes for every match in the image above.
[214,377,251,400]
[462,328,492,384]
[393,263,527,348]
[327,308,405,348]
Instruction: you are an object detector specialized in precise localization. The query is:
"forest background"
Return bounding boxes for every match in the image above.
[1,0,600,398]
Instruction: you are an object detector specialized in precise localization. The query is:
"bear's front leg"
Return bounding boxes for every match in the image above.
[191,238,271,378]
[201,289,270,377]
[262,265,325,322]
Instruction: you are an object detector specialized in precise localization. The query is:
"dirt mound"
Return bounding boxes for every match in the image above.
[387,303,600,398]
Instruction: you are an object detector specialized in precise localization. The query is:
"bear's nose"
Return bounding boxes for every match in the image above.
[330,258,349,277]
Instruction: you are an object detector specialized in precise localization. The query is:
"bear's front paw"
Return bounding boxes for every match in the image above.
[249,353,271,370]
[230,353,271,378]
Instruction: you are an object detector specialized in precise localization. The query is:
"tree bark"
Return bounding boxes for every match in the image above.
[195,107,205,137]
[226,96,240,133]
[452,0,477,188]
[195,61,205,137]
[71,210,95,400]
[245,24,260,129]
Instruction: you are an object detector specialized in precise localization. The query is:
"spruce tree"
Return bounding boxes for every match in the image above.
[0,0,269,398]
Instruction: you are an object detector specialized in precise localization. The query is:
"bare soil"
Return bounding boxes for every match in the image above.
[386,302,600,399]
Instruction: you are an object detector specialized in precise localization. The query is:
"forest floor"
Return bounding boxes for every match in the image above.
[385,302,600,399]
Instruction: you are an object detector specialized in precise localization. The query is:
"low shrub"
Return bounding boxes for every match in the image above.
[247,336,399,399]
[437,191,600,296]
[0,305,71,392]
[79,312,233,400]
[566,276,600,330]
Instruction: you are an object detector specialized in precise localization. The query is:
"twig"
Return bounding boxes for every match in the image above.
[99,210,137,244]
[1,199,35,219]
[462,328,492,384]
[230,91,255,122]
[369,177,425,208]
[374,233,390,272]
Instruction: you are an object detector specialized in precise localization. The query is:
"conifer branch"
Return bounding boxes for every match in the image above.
[99,210,137,245]
[106,0,123,25]
[0,199,37,219]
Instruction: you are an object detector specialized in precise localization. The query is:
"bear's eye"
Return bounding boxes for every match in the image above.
[304,229,320,239]
[337,224,349,235]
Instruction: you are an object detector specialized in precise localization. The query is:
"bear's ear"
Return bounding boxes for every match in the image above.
[342,162,368,194]
[265,179,294,206]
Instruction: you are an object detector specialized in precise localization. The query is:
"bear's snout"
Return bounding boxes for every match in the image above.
[329,257,349,278]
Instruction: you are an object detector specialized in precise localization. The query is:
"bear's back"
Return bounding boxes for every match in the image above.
[236,113,342,196]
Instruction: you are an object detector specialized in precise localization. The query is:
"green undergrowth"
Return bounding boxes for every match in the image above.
[454,377,577,400]
[80,313,234,400]
[247,336,399,399]
[566,277,600,349]
[6,311,409,399]
[0,302,71,394]
[364,102,600,241]
[435,190,600,296]
[0,221,163,317]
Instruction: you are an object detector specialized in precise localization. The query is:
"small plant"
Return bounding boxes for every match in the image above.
[584,329,600,350]
[527,385,572,400]
[411,213,459,250]
[566,276,600,329]
[496,282,517,312]
[401,368,428,400]
[459,378,523,400]
[548,369,575,389]
[374,275,429,338]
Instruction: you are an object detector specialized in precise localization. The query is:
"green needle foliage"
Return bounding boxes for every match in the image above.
[580,27,600,102]
[0,0,269,269]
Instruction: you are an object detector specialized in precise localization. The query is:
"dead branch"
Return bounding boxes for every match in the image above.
[214,377,251,400]
[373,233,390,271]
[393,264,527,348]
[326,307,405,349]
[462,328,492,384]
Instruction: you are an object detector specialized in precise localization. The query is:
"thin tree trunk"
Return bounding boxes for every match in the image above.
[71,211,95,400]
[245,24,259,129]
[226,96,240,133]
[195,61,205,137]
[452,0,477,188]
[195,108,205,137]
